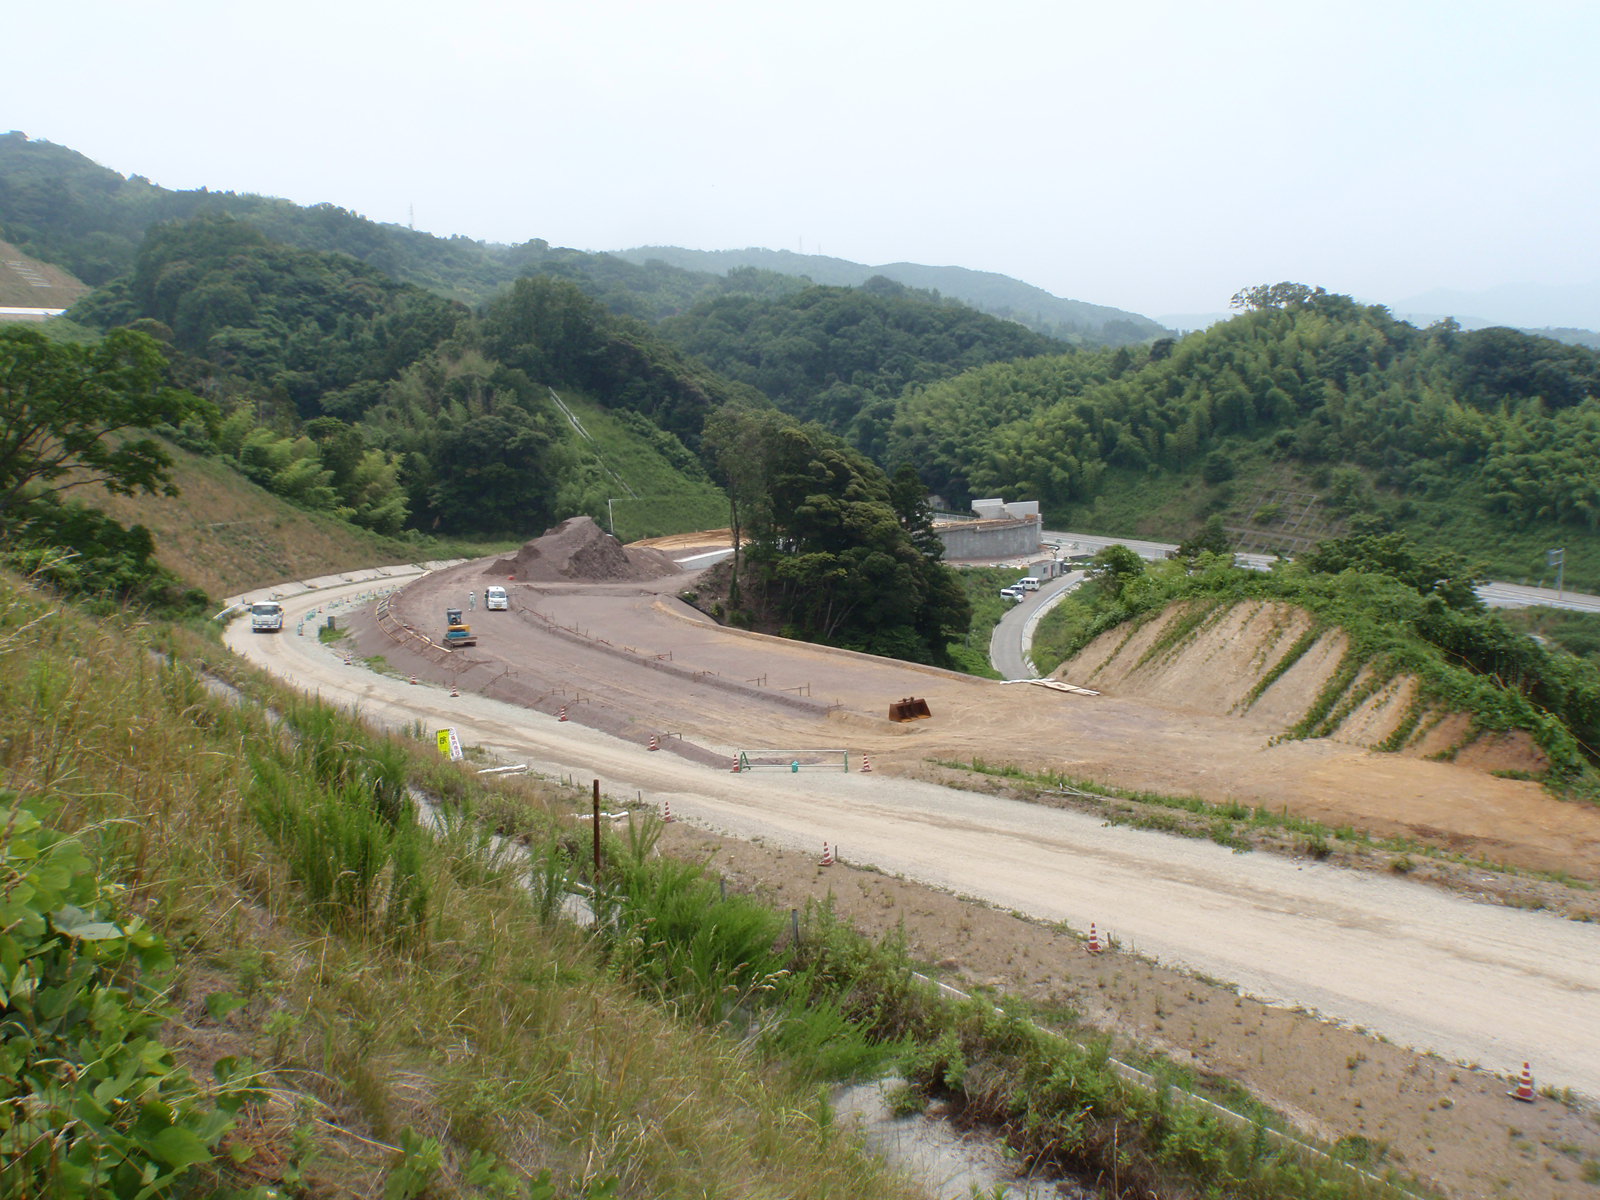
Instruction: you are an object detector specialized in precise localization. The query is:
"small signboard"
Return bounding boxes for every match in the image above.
[436,728,463,761]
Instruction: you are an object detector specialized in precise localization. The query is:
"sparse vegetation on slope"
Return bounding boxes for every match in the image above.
[0,574,931,1197]
[1035,535,1600,787]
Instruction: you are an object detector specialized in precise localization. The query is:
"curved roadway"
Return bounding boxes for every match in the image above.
[991,531,1600,678]
[1040,528,1600,613]
[226,564,1600,1103]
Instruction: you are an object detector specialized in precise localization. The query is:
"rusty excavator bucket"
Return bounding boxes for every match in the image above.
[888,696,933,722]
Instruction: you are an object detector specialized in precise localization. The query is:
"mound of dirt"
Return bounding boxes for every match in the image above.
[487,516,681,583]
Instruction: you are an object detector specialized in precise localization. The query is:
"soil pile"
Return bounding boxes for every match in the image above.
[488,516,680,583]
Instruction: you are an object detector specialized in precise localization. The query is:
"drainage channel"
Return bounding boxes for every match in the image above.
[410,783,1102,1197]
[834,1078,1098,1199]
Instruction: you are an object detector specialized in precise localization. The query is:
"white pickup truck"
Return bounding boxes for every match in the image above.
[249,601,285,633]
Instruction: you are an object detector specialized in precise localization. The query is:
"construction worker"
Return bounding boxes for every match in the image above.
[468,591,476,610]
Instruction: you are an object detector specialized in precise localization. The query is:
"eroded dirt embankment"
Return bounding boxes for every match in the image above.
[1057,599,1548,774]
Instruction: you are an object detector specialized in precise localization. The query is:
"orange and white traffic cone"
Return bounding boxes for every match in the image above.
[648,734,660,751]
[860,754,872,774]
[408,674,418,686]
[730,753,741,773]
[1086,923,1105,954]
[662,799,673,823]
[820,842,834,867]
[344,652,353,666]
[450,682,459,698]
[558,705,568,722]
[1509,1062,1536,1102]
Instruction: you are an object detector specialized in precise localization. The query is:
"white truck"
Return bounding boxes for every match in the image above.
[249,601,285,633]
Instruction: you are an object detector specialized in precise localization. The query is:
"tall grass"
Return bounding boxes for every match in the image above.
[0,571,925,1198]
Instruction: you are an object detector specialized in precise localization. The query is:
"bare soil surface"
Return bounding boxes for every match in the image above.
[228,526,1600,1200]
[402,537,1600,884]
[1063,599,1550,772]
[668,821,1600,1200]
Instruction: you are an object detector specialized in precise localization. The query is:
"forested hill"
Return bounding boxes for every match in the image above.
[58,213,754,541]
[0,132,520,301]
[655,277,1071,456]
[0,133,1159,350]
[616,245,1168,346]
[0,132,789,312]
[888,287,1600,586]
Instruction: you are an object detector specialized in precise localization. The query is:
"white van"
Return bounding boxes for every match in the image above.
[485,585,508,611]
[1016,577,1041,591]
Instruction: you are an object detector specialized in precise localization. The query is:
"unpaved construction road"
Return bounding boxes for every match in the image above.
[225,563,1600,1106]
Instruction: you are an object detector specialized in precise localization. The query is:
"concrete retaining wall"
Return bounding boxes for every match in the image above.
[935,516,1041,561]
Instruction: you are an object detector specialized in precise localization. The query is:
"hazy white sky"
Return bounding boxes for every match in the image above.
[9,0,1598,320]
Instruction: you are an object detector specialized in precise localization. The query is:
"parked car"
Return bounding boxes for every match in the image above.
[1016,576,1042,591]
[998,586,1025,602]
[485,585,508,611]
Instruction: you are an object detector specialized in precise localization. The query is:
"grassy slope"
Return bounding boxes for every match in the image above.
[555,391,728,542]
[66,388,728,602]
[946,565,1018,678]
[1057,437,1600,593]
[77,448,515,601]
[0,575,923,1198]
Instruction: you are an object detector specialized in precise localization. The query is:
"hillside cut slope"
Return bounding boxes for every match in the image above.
[1056,599,1548,775]
[0,238,89,310]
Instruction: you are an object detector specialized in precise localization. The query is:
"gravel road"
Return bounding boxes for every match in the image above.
[225,568,1600,1102]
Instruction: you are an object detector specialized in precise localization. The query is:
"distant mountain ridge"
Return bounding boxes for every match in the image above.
[1395,281,1600,332]
[614,245,1168,346]
[0,134,1164,348]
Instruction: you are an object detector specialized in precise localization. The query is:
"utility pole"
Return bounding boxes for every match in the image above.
[592,779,602,876]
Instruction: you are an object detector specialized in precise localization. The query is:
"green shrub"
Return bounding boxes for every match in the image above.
[0,794,260,1196]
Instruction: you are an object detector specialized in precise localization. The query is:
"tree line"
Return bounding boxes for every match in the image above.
[2,211,977,658]
[886,290,1600,542]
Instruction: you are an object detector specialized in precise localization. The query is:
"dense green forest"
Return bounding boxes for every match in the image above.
[700,405,970,665]
[0,132,817,318]
[55,214,761,542]
[614,244,1169,345]
[657,276,1069,455]
[888,288,1600,585]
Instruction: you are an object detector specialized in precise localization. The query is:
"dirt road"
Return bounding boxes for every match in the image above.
[226,565,1600,1105]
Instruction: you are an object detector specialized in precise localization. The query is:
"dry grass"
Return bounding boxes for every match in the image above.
[0,574,925,1199]
[0,240,90,308]
[75,448,512,602]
